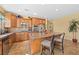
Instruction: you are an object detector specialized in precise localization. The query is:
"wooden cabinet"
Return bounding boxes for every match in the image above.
[8,33,16,49]
[17,18,31,30]
[0,40,2,55]
[15,32,29,42]
[0,33,16,55]
[32,17,45,25]
[24,32,29,40]
[3,33,16,55]
[3,37,9,55]
[5,13,17,28]
[15,32,22,42]
[11,14,17,28]
[17,18,23,27]
[0,37,9,55]
[31,38,41,54]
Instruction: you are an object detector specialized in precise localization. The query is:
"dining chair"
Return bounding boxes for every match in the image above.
[54,33,65,54]
[41,35,55,55]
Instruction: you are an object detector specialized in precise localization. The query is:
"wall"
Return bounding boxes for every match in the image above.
[0,6,5,14]
[52,13,79,41]
[47,20,53,32]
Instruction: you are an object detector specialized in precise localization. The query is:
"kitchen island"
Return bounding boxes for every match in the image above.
[29,32,61,54]
[0,32,16,55]
[29,32,53,54]
[0,30,30,55]
[0,31,60,55]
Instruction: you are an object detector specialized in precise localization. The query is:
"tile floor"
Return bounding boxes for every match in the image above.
[8,39,79,55]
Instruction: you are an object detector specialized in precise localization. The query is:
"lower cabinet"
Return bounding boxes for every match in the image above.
[0,32,29,55]
[8,33,16,49]
[0,40,2,55]
[31,38,41,54]
[15,32,29,42]
[3,37,9,55]
[3,33,16,55]
[0,33,16,55]
[0,37,9,55]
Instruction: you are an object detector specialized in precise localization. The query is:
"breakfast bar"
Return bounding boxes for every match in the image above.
[29,32,60,54]
[0,32,15,55]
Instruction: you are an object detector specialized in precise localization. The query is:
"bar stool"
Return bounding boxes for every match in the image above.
[41,35,55,55]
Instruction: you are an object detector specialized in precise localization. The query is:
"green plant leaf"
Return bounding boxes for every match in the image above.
[69,19,79,32]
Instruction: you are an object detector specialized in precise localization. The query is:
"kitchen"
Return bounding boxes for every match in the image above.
[0,6,53,55]
[1,4,78,55]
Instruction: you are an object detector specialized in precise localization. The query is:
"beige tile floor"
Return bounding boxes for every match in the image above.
[8,40,30,55]
[8,39,79,55]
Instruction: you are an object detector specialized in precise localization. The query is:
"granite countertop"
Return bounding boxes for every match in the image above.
[0,30,29,39]
[0,32,14,39]
[0,30,30,39]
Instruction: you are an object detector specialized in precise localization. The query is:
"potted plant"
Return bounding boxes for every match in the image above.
[69,19,79,43]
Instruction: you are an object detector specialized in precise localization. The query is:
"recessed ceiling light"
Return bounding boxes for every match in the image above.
[33,12,37,15]
[18,9,22,12]
[41,4,46,5]
[56,9,59,11]
[25,8,29,11]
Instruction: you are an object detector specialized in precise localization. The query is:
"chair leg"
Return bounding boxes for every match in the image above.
[49,49,52,55]
[41,45,43,55]
[51,46,54,55]
[62,44,64,54]
[41,45,55,55]
[52,49,54,55]
[50,44,55,55]
[52,42,55,55]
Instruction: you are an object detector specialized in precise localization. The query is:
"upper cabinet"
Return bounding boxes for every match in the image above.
[32,17,45,25]
[17,17,25,28]
[32,17,46,32]
[5,13,17,28]
[17,16,32,31]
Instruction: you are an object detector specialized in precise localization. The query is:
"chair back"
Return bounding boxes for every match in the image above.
[50,35,55,48]
[60,33,65,42]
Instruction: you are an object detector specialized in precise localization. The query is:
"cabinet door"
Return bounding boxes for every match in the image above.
[16,32,29,42]
[31,38,41,54]
[0,40,2,55]
[17,18,25,28]
[20,32,25,41]
[16,33,22,42]
[5,13,17,28]
[11,15,17,28]
[8,33,16,48]
[24,32,29,41]
[3,38,9,55]
[16,32,25,42]
[20,32,29,41]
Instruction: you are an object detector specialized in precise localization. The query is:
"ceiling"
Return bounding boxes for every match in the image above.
[1,4,79,20]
